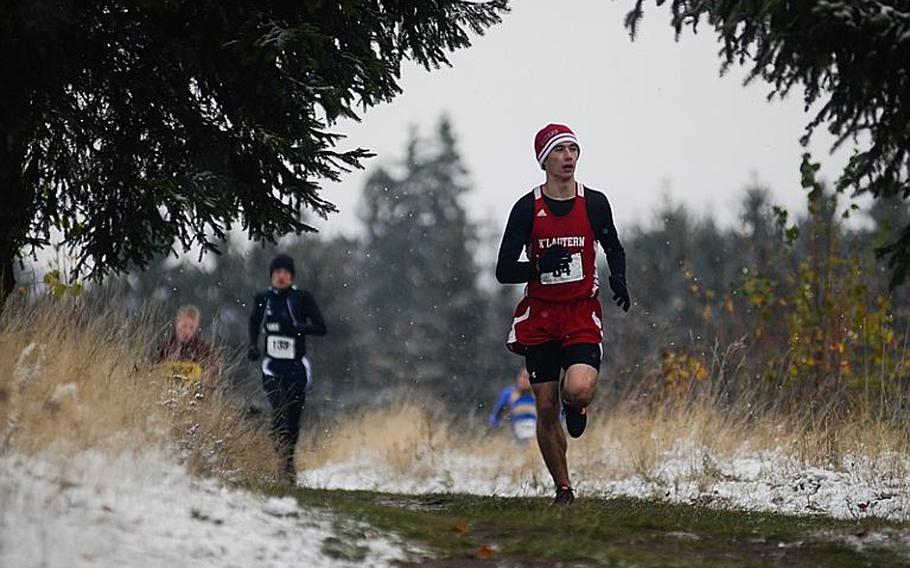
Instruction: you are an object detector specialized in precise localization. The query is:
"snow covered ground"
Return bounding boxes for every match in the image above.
[300,442,910,521]
[0,450,411,568]
[3,442,910,567]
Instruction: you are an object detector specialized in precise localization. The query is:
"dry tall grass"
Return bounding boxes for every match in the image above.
[295,396,546,489]
[296,372,910,490]
[5,292,910,493]
[0,293,280,483]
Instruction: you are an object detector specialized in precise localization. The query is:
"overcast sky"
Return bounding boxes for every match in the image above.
[309,1,854,240]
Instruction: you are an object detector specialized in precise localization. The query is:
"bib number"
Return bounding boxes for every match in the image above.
[540,252,584,285]
[164,360,202,382]
[266,335,296,360]
[513,419,537,442]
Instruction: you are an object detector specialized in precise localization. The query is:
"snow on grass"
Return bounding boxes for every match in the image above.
[584,446,910,520]
[300,442,910,521]
[0,450,409,568]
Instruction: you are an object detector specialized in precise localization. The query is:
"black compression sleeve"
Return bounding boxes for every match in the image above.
[586,190,627,281]
[248,293,265,346]
[297,291,327,336]
[495,193,535,284]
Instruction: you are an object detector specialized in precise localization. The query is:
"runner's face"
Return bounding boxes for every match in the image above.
[271,268,293,289]
[543,142,579,181]
[175,315,199,343]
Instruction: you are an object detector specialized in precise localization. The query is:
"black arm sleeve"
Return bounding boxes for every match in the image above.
[248,293,266,347]
[495,193,535,284]
[586,190,626,281]
[296,291,327,336]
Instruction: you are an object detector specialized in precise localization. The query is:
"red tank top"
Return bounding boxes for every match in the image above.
[526,182,599,302]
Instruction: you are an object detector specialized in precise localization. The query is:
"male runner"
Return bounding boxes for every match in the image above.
[496,123,630,505]
[247,254,327,483]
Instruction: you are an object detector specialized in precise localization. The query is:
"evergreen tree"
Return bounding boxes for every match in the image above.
[626,1,910,284]
[740,187,776,271]
[359,118,486,403]
[0,0,508,306]
[476,283,524,402]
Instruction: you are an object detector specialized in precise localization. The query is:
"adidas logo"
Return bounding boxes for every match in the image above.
[536,209,547,217]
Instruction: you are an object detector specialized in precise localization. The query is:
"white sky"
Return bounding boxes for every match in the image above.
[24,1,861,284]
[309,1,854,239]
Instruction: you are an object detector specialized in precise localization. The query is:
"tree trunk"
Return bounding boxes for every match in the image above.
[0,165,30,312]
[0,94,32,312]
[0,255,14,310]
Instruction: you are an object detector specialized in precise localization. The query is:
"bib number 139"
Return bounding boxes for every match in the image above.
[266,335,296,359]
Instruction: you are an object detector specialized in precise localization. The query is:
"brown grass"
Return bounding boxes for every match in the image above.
[0,293,280,483]
[295,382,910,489]
[4,293,910,491]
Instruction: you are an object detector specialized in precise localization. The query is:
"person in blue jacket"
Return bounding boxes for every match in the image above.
[247,254,326,483]
[488,368,537,444]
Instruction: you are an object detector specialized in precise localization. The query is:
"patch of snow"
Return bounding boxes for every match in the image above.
[301,443,910,521]
[49,382,78,405]
[0,450,409,568]
[14,342,46,383]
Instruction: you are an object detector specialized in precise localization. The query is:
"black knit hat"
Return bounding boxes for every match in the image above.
[269,254,296,277]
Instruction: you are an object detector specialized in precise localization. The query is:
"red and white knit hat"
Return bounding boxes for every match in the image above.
[534,123,580,169]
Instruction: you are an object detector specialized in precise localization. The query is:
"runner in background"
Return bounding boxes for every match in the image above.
[488,368,537,445]
[152,304,219,399]
[247,254,327,484]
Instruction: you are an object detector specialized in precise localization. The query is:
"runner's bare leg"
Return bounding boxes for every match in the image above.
[532,381,569,487]
[562,363,598,408]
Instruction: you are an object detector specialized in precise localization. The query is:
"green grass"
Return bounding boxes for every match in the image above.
[260,486,910,567]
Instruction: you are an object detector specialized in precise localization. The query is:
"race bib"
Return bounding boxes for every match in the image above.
[540,252,584,285]
[513,419,537,442]
[164,360,203,382]
[266,335,296,360]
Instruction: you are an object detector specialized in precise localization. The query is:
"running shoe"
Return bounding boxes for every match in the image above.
[563,403,587,438]
[553,485,575,506]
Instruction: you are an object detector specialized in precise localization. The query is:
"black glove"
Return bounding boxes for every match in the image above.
[247,345,260,361]
[538,245,573,275]
[609,275,631,312]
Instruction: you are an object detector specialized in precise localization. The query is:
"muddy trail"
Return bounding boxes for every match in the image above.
[277,487,910,567]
